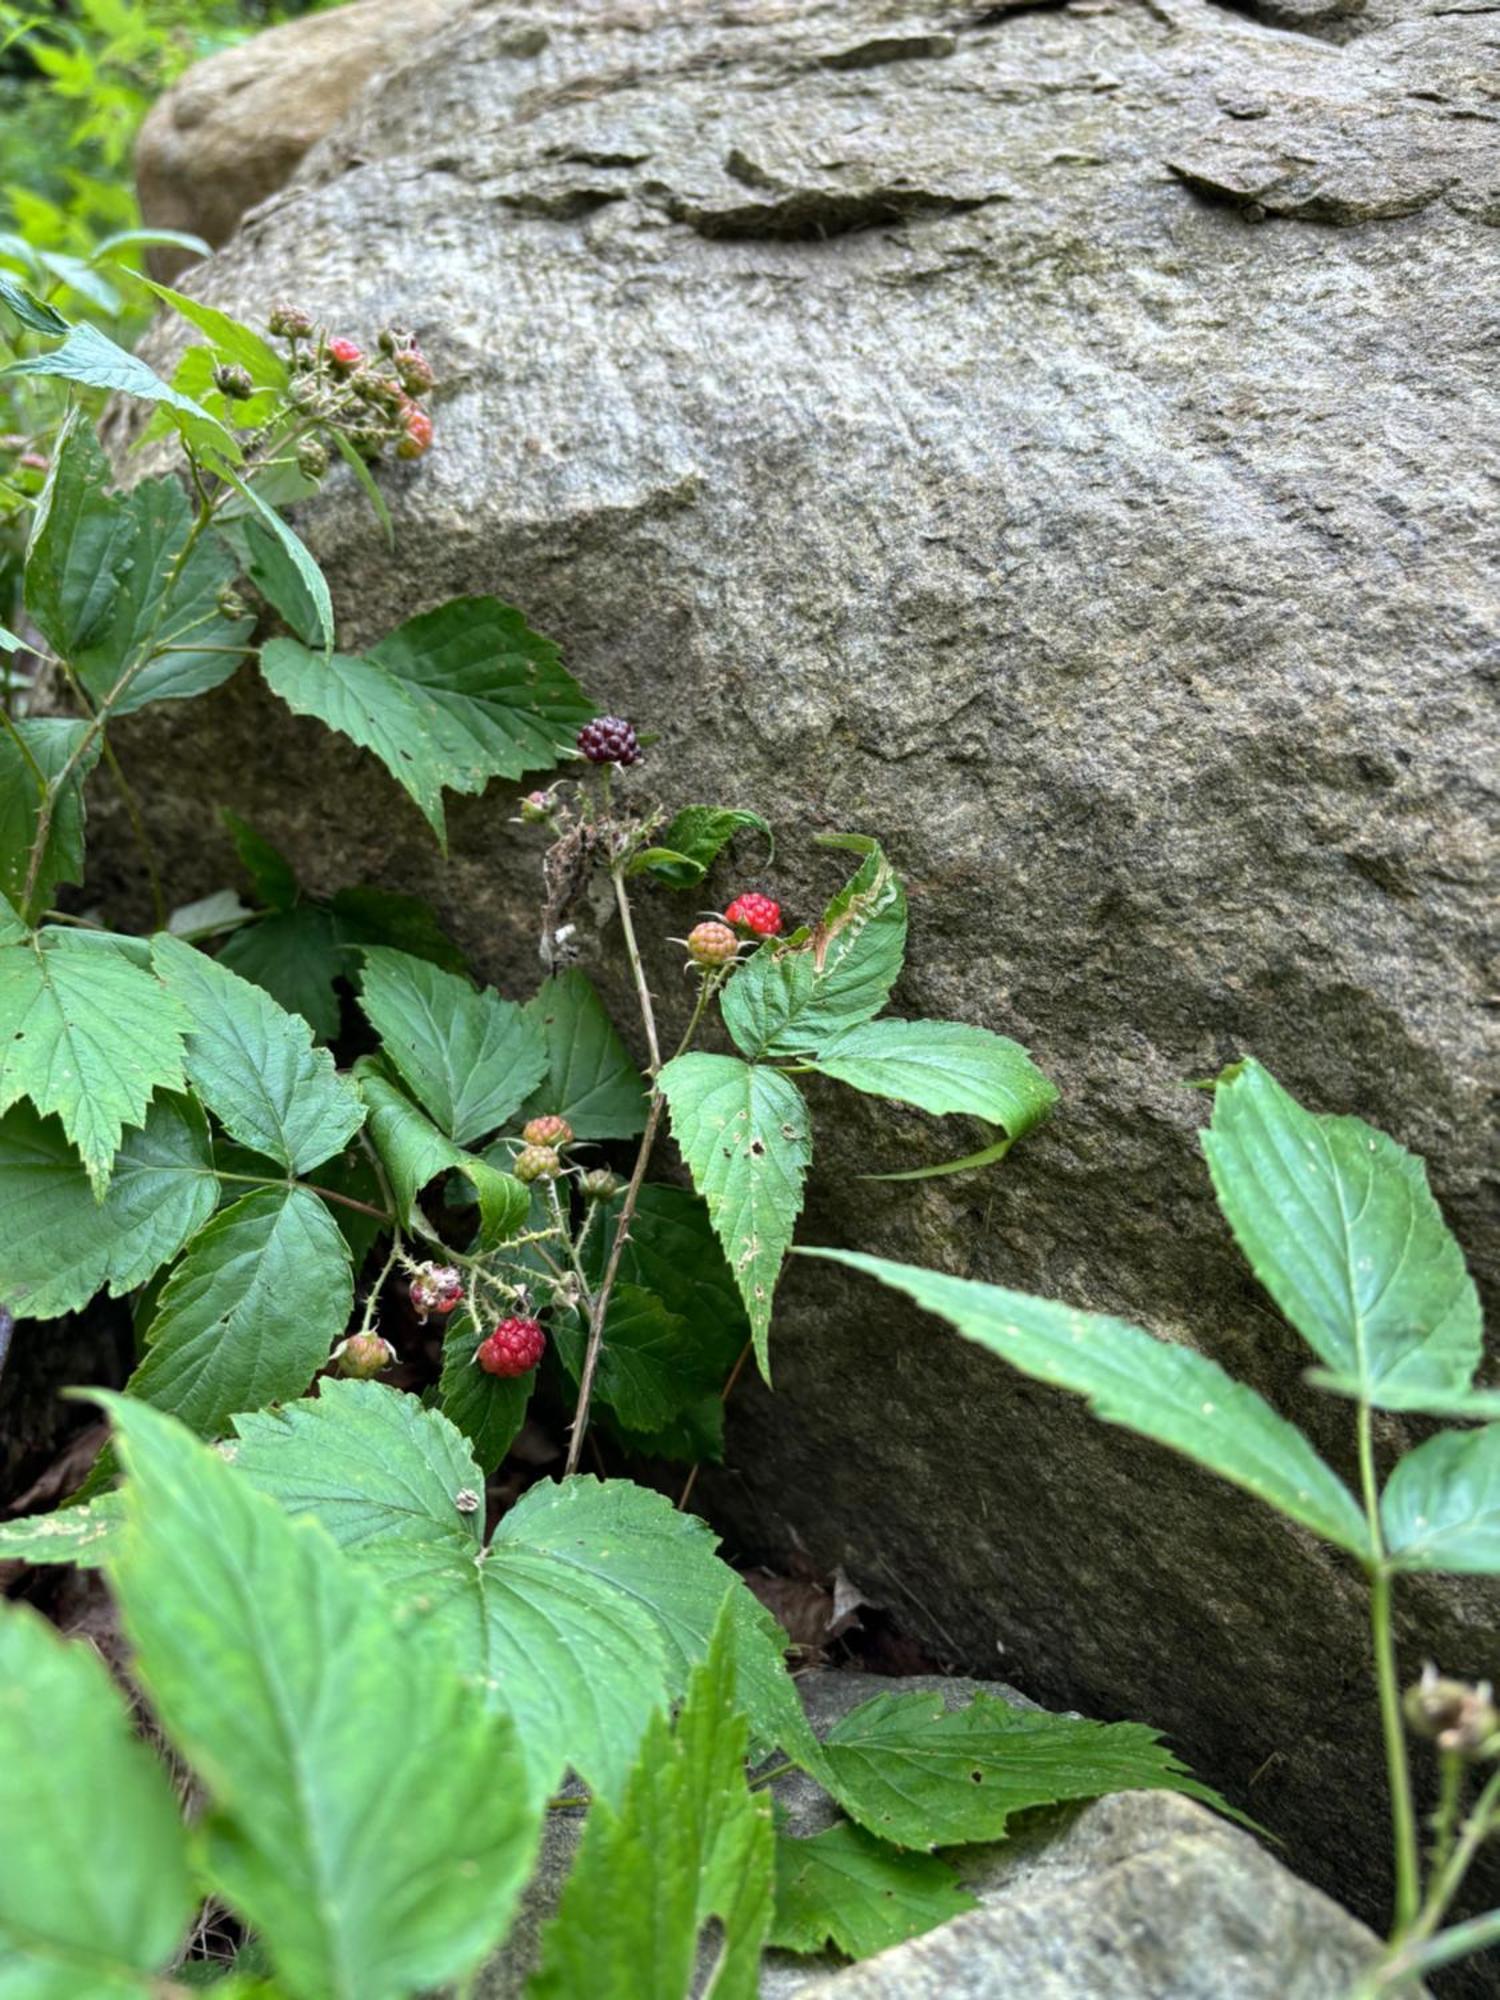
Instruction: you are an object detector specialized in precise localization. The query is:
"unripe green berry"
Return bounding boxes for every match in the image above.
[296,436,329,480]
[212,362,255,401]
[335,1332,395,1378]
[514,1143,563,1183]
[579,1168,622,1202]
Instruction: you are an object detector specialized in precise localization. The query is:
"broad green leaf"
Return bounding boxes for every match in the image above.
[721,835,906,1060]
[770,1825,973,1960]
[259,597,594,846]
[628,805,774,890]
[439,1306,532,1474]
[0,893,24,945]
[807,1249,1372,1560]
[552,1284,715,1434]
[530,1597,774,2000]
[358,947,548,1146]
[0,1492,124,1568]
[227,509,323,646]
[0,929,189,1195]
[1382,1427,1500,1574]
[125,1186,352,1438]
[24,408,136,657]
[328,885,467,972]
[217,465,332,651]
[223,810,297,910]
[74,477,252,715]
[220,904,346,1041]
[0,1600,192,1996]
[0,716,102,922]
[0,625,20,652]
[141,282,288,389]
[4,320,236,460]
[0,272,70,334]
[103,1396,541,2000]
[93,227,213,264]
[168,890,253,938]
[818,1689,1224,1849]
[153,932,364,1173]
[0,1094,216,1319]
[519,970,648,1139]
[228,1384,806,1800]
[808,1018,1057,1169]
[355,1057,529,1247]
[584,1184,749,1386]
[1203,1060,1482,1410]
[658,1053,812,1379]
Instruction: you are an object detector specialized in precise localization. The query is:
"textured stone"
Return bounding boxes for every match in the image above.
[471,1673,1392,1998]
[134,0,476,272]
[100,0,1499,1966]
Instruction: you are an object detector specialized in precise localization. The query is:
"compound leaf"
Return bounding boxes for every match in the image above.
[807,1249,1372,1560]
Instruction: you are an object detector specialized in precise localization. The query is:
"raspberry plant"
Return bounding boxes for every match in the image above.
[0,276,1410,1997]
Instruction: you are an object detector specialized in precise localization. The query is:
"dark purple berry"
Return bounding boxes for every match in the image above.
[576,716,641,767]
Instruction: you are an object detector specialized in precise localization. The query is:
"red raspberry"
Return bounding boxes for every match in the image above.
[686,920,739,970]
[335,1333,396,1378]
[575,716,641,766]
[522,1114,573,1148]
[478,1317,546,1377]
[409,1262,464,1318]
[724,893,782,938]
[326,335,364,373]
[396,407,433,460]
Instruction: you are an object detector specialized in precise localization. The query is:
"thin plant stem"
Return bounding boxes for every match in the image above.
[1404,1765,1500,1948]
[677,1335,755,1513]
[563,966,718,1477]
[356,1231,404,1339]
[213,1169,393,1225]
[1428,1751,1465,1880]
[1357,1905,1500,1995]
[611,858,661,1074]
[1359,1401,1421,1936]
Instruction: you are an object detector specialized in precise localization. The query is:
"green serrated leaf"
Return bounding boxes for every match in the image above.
[819,1689,1225,1850]
[102,1396,541,2000]
[0,1492,125,1568]
[218,464,332,651]
[1381,1426,1500,1574]
[141,282,288,389]
[808,1018,1057,1169]
[358,947,548,1147]
[722,835,906,1060]
[628,806,774,889]
[258,597,593,846]
[770,1824,974,1960]
[519,970,648,1140]
[124,1185,353,1438]
[227,1384,806,1801]
[4,319,237,461]
[658,1053,811,1379]
[584,1184,749,1385]
[0,271,70,334]
[529,1595,774,2000]
[24,407,137,657]
[223,811,298,910]
[438,1306,533,1474]
[0,929,189,1195]
[806,1249,1372,1560]
[153,933,364,1173]
[74,476,252,715]
[218,906,344,1041]
[0,1093,217,1320]
[552,1284,715,1434]
[355,1056,528,1246]
[0,1599,193,1994]
[0,717,103,922]
[1203,1060,1482,1411]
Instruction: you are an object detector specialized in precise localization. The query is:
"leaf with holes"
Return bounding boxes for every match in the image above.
[0,1094,217,1320]
[153,933,363,1173]
[770,1825,973,1960]
[658,1053,811,1379]
[259,597,594,846]
[805,1249,1372,1560]
[0,929,188,1195]
[0,718,102,923]
[1203,1059,1482,1411]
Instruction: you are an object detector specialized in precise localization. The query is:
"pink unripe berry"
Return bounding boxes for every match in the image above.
[396,407,433,459]
[478,1316,546,1377]
[522,1114,573,1149]
[686,920,739,971]
[409,1262,465,1318]
[326,335,364,373]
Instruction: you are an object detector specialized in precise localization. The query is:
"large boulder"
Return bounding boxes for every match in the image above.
[106,0,1499,1957]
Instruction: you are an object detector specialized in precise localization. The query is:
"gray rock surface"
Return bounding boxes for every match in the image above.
[473,1673,1392,1998]
[103,0,1499,1964]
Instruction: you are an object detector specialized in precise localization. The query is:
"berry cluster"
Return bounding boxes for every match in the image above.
[576,716,642,767]
[264,304,436,464]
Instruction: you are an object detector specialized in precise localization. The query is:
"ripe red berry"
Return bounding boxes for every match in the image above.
[522,1114,573,1148]
[409,1262,465,1318]
[575,716,641,766]
[724,893,782,938]
[686,919,740,970]
[396,407,433,460]
[478,1316,546,1377]
[326,335,364,373]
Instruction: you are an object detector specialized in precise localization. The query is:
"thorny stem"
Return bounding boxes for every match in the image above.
[1359,1402,1421,1937]
[611,857,661,1074]
[356,1231,404,1340]
[1428,1751,1465,1882]
[563,960,719,1478]
[677,1335,755,1513]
